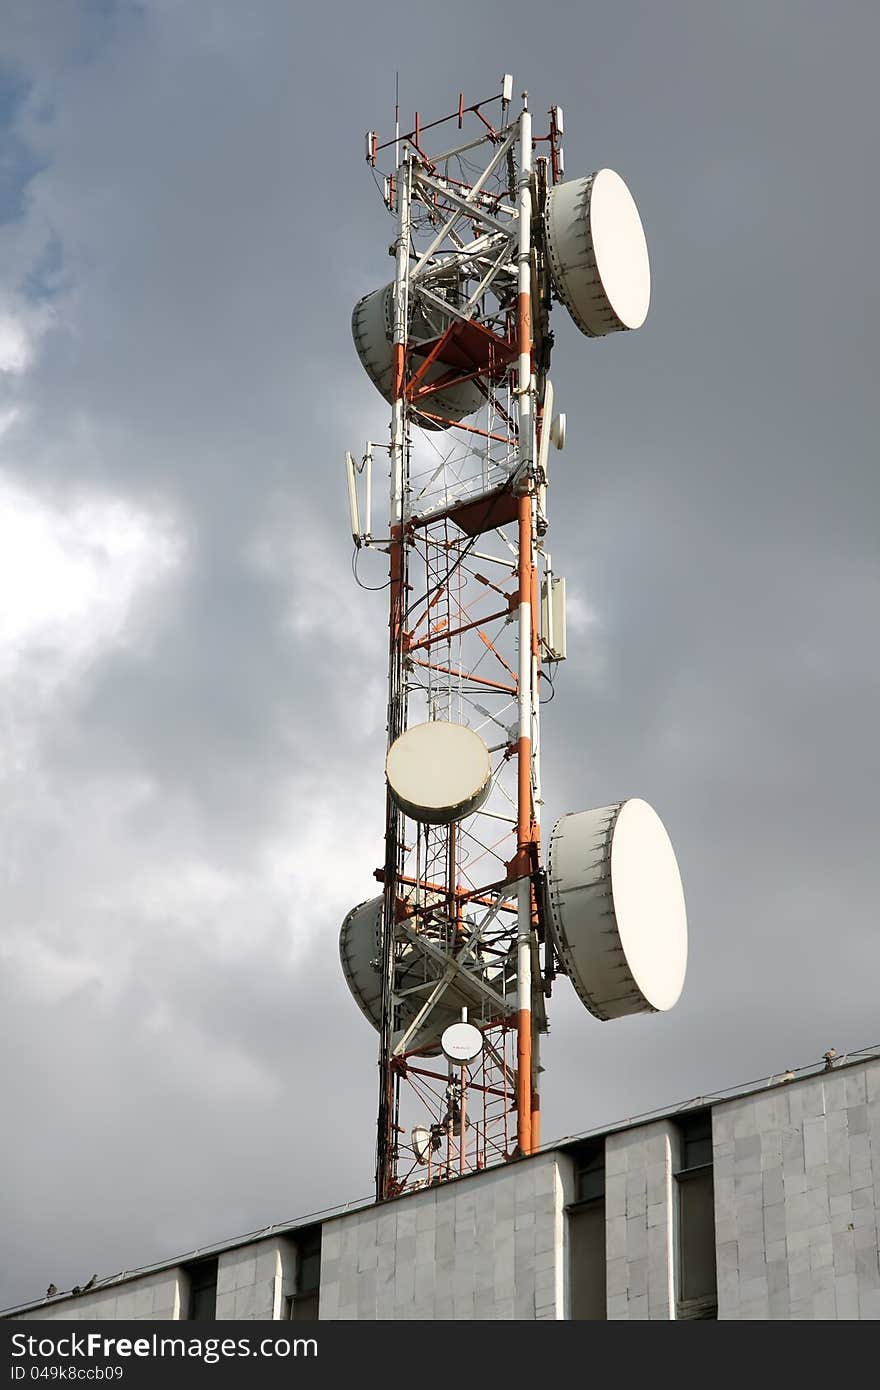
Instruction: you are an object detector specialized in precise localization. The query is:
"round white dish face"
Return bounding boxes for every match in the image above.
[441,1021,484,1065]
[547,799,687,1019]
[544,170,650,337]
[386,721,492,825]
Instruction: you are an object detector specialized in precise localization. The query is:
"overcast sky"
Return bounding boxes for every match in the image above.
[1,0,878,1312]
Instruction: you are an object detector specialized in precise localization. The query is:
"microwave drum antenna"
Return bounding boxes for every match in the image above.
[386,722,492,825]
[544,169,651,337]
[339,896,512,1055]
[352,284,485,428]
[547,798,687,1019]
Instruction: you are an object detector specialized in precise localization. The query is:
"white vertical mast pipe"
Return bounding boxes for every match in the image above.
[390,153,411,527]
[379,149,412,1200]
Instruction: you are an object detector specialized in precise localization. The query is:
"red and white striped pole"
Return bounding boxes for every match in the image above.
[377,150,411,1200]
[515,99,535,1158]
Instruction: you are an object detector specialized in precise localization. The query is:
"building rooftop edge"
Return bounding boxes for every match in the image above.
[4,1041,877,1318]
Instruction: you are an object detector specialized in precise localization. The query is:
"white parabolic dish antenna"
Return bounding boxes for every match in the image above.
[411,1127,432,1164]
[544,169,651,337]
[386,721,492,825]
[441,1021,484,1065]
[547,799,687,1020]
[351,283,485,428]
[339,895,513,1055]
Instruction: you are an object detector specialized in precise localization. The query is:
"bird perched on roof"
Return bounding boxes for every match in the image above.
[46,1284,57,1298]
[823,1048,839,1070]
[772,1070,795,1084]
[82,1275,98,1292]
[71,1286,81,1296]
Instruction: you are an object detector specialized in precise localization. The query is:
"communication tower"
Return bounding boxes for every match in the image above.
[341,78,687,1202]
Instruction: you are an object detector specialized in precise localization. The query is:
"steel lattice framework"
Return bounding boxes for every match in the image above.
[348,81,566,1201]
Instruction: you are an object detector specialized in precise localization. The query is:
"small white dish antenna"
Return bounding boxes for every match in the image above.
[544,169,650,337]
[411,1126,433,1164]
[386,721,492,825]
[441,1020,484,1066]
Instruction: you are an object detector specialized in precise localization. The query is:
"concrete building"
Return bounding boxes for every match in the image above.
[5,1049,879,1321]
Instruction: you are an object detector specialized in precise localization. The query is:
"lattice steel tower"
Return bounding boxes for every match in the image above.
[341,77,687,1201]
